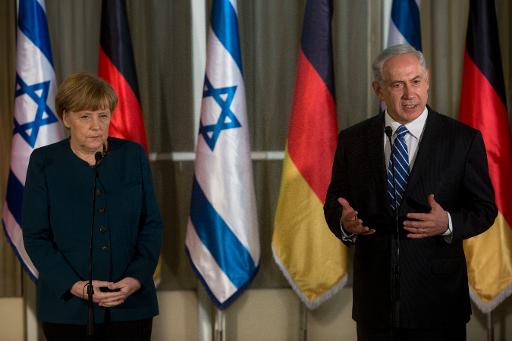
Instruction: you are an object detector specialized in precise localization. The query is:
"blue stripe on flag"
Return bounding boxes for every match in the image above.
[211,0,243,73]
[18,0,54,65]
[189,177,256,288]
[185,247,259,310]
[391,0,422,51]
[5,171,24,226]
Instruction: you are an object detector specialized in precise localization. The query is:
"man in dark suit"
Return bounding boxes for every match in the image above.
[324,44,497,341]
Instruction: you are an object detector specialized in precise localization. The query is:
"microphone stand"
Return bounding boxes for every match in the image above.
[86,151,104,340]
[385,126,400,330]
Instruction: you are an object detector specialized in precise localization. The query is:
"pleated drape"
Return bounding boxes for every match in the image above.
[1,0,511,296]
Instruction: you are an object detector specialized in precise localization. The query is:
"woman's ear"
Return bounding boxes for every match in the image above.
[62,110,70,129]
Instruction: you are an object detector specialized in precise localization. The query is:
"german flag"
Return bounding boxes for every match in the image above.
[459,0,512,313]
[98,0,148,151]
[272,0,348,309]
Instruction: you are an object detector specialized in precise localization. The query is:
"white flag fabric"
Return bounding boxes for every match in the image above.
[2,0,64,279]
[186,0,260,309]
[387,0,422,50]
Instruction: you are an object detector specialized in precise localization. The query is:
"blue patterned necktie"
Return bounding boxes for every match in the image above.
[387,125,409,211]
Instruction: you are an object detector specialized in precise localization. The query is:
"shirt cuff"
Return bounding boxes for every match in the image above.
[442,212,453,243]
[339,217,356,243]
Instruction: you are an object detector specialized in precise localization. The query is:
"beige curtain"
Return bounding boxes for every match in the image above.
[0,0,21,297]
[1,0,511,296]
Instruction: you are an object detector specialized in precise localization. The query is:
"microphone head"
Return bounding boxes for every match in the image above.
[94,144,108,165]
[384,126,393,138]
[94,151,103,165]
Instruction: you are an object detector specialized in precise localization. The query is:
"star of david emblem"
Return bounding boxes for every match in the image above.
[13,74,59,148]
[199,77,242,151]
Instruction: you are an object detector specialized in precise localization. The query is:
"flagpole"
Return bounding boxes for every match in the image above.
[214,308,225,341]
[23,273,38,341]
[190,1,211,339]
[300,302,308,341]
[20,265,27,341]
[197,286,213,341]
[487,311,494,341]
[191,0,206,149]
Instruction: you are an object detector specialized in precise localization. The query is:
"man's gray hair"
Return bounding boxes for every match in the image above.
[372,44,427,83]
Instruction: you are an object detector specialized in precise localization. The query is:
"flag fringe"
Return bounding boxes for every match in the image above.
[271,244,348,310]
[469,284,512,314]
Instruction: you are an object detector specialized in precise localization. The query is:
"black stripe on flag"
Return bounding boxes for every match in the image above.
[465,0,506,106]
[100,0,141,101]
[300,0,335,97]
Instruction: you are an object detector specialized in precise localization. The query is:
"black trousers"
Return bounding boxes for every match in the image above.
[42,318,153,341]
[357,324,466,341]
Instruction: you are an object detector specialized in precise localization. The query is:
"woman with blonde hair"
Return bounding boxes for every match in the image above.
[22,72,162,341]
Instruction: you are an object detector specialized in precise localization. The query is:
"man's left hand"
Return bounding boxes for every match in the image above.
[403,194,449,239]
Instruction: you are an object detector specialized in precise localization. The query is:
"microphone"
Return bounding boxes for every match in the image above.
[385,125,401,328]
[94,143,108,166]
[385,126,398,212]
[87,145,105,338]
[94,151,103,165]
[385,126,393,139]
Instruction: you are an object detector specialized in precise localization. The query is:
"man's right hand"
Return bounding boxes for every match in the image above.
[338,197,375,236]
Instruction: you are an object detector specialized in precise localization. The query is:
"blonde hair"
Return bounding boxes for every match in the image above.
[55,72,118,119]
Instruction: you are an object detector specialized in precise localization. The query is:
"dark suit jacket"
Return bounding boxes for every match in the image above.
[22,137,163,324]
[324,108,497,329]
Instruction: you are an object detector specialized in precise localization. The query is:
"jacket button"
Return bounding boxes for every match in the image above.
[101,245,109,252]
[98,207,106,213]
[99,226,108,233]
[96,188,103,196]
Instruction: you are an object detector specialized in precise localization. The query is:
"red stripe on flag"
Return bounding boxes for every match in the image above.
[287,50,338,203]
[98,48,148,151]
[459,51,512,225]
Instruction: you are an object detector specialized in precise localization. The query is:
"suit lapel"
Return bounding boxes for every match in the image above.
[400,108,444,214]
[366,113,392,215]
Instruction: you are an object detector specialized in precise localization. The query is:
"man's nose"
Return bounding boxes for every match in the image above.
[402,85,411,98]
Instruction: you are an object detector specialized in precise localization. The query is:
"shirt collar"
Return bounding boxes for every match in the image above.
[384,107,428,139]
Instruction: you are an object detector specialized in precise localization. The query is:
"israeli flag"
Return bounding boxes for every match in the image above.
[387,0,422,51]
[185,0,260,309]
[3,0,64,280]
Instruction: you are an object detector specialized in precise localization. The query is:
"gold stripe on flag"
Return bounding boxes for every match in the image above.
[464,213,512,312]
[272,148,347,309]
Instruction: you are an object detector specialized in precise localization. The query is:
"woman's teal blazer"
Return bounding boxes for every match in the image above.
[22,137,163,324]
